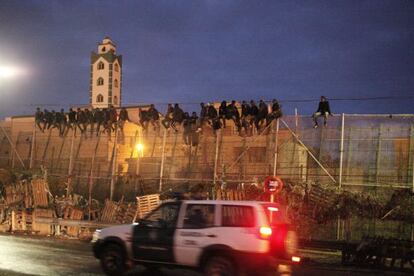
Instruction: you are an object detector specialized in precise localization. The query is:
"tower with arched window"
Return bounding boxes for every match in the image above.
[90,36,122,108]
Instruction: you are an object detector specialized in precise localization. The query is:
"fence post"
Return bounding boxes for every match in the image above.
[338,113,345,189]
[409,125,414,193]
[66,128,75,197]
[294,108,298,134]
[88,136,100,220]
[375,124,383,186]
[159,128,167,192]
[29,120,36,169]
[110,126,119,200]
[212,129,221,199]
[337,113,346,240]
[273,119,280,176]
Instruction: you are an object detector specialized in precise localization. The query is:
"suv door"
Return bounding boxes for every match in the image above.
[174,203,217,266]
[215,205,269,253]
[133,202,180,263]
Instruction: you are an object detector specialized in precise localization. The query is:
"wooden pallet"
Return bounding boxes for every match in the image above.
[135,194,160,220]
[100,200,119,223]
[32,208,55,235]
[63,206,84,237]
[31,179,49,207]
[11,209,32,232]
[216,190,247,201]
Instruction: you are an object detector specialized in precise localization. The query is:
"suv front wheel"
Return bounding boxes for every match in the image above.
[203,255,236,276]
[100,243,127,276]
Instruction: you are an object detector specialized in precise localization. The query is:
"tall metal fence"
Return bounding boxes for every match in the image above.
[1,113,413,198]
[1,113,414,240]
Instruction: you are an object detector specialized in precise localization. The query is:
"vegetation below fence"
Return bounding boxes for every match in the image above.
[1,168,413,242]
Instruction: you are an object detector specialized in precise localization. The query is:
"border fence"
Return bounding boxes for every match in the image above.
[1,112,414,240]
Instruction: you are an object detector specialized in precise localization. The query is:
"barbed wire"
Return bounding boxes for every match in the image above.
[15,95,414,108]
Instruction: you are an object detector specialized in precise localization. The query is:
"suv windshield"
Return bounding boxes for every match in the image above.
[261,203,287,226]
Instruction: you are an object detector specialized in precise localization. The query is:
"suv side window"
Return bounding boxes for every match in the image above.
[142,203,180,228]
[183,204,215,229]
[222,205,255,227]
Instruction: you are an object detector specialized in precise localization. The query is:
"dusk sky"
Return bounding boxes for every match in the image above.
[0,0,413,118]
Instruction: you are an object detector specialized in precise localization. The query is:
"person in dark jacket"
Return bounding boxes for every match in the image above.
[161,103,174,129]
[118,107,129,131]
[249,100,259,127]
[240,101,252,135]
[148,104,160,131]
[266,99,282,126]
[65,108,77,136]
[35,107,44,132]
[255,100,268,132]
[198,102,208,127]
[76,108,86,133]
[207,103,218,121]
[171,103,184,132]
[94,108,104,136]
[182,112,191,145]
[312,96,333,128]
[219,101,228,128]
[227,100,241,132]
[58,108,67,136]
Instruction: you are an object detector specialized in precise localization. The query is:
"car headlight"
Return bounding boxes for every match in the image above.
[91,229,101,243]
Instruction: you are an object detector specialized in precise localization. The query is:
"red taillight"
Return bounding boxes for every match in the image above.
[259,226,272,239]
[291,256,301,263]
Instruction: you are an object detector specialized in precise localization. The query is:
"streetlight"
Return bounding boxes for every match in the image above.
[135,143,144,175]
[134,142,144,195]
[0,66,25,79]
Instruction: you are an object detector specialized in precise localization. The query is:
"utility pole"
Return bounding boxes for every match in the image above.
[159,128,167,192]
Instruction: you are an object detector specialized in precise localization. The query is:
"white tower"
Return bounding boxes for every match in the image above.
[90,37,122,108]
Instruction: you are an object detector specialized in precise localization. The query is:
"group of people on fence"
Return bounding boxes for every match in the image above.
[138,99,284,135]
[34,96,332,142]
[35,106,130,137]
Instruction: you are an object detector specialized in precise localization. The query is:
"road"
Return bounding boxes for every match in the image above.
[0,234,409,276]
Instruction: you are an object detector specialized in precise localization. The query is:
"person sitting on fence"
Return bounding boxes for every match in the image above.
[249,100,259,128]
[65,108,77,136]
[198,102,208,128]
[118,107,130,132]
[148,104,160,131]
[76,108,87,134]
[255,100,268,132]
[182,112,192,145]
[312,96,332,128]
[83,108,92,135]
[103,108,112,133]
[219,100,228,128]
[35,107,44,132]
[266,99,283,127]
[48,110,58,131]
[94,108,104,136]
[57,108,67,137]
[109,105,118,131]
[42,109,51,131]
[161,103,174,129]
[171,103,184,132]
[226,100,241,132]
[189,112,200,146]
[139,104,160,132]
[89,108,97,137]
[240,101,252,134]
[207,103,218,122]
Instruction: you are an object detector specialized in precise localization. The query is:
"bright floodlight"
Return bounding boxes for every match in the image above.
[135,143,144,153]
[0,66,24,78]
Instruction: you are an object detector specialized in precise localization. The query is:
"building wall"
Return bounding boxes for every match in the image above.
[91,57,110,108]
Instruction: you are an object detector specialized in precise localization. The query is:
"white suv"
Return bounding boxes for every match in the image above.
[92,200,299,275]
